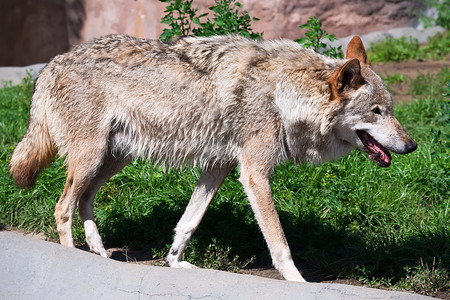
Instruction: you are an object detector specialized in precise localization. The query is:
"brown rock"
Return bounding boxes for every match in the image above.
[0,0,424,65]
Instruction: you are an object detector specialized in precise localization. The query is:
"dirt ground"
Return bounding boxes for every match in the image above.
[372,56,450,103]
[3,56,449,299]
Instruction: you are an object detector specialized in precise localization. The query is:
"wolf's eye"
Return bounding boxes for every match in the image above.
[372,107,382,115]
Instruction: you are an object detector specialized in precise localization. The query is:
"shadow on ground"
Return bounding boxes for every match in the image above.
[75,198,450,286]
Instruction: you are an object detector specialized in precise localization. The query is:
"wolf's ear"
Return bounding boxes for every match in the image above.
[329,58,365,100]
[345,36,370,66]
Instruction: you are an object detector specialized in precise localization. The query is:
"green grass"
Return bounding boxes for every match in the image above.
[0,70,449,296]
[408,67,449,98]
[368,31,450,63]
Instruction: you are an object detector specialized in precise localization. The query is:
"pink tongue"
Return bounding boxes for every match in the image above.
[367,139,391,164]
[381,151,390,164]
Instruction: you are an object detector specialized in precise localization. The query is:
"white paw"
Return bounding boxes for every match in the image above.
[89,248,109,258]
[178,261,198,269]
[99,250,109,258]
[169,260,199,269]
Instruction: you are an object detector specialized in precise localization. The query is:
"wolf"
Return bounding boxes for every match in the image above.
[9,34,416,282]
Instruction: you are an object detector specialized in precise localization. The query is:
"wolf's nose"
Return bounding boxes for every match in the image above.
[404,139,417,154]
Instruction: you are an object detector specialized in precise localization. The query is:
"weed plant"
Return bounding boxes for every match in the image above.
[159,0,262,41]
[295,16,344,59]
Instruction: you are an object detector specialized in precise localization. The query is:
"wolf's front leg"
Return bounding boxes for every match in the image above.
[238,127,307,282]
[239,164,306,282]
[167,165,233,268]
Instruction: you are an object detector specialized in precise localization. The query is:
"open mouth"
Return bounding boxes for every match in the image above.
[356,130,392,167]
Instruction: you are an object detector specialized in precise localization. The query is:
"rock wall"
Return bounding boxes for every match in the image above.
[81,0,423,41]
[0,0,70,66]
[241,0,423,39]
[1,0,424,65]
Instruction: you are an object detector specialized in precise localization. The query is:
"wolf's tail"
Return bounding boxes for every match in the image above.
[9,97,56,188]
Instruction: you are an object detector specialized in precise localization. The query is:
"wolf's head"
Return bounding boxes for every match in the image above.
[330,36,417,167]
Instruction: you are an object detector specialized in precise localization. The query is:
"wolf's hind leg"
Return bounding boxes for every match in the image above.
[167,164,233,268]
[78,153,131,257]
[54,167,79,249]
[54,154,103,250]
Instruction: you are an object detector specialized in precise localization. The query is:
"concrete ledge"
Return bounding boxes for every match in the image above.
[0,232,433,300]
[0,63,45,86]
[327,26,445,53]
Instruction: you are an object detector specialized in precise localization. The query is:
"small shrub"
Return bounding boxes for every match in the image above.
[161,4,343,59]
[419,31,450,60]
[369,36,421,63]
[197,0,262,39]
[160,0,201,40]
[185,238,255,272]
[159,0,262,41]
[368,32,449,63]
[397,258,450,296]
[295,16,344,59]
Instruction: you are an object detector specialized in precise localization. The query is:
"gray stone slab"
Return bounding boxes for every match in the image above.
[387,27,427,43]
[0,231,434,300]
[0,63,45,86]
[328,26,444,53]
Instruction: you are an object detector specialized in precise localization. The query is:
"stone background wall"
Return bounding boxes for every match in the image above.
[1,0,423,66]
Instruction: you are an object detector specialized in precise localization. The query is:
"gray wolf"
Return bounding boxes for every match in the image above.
[9,34,417,282]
